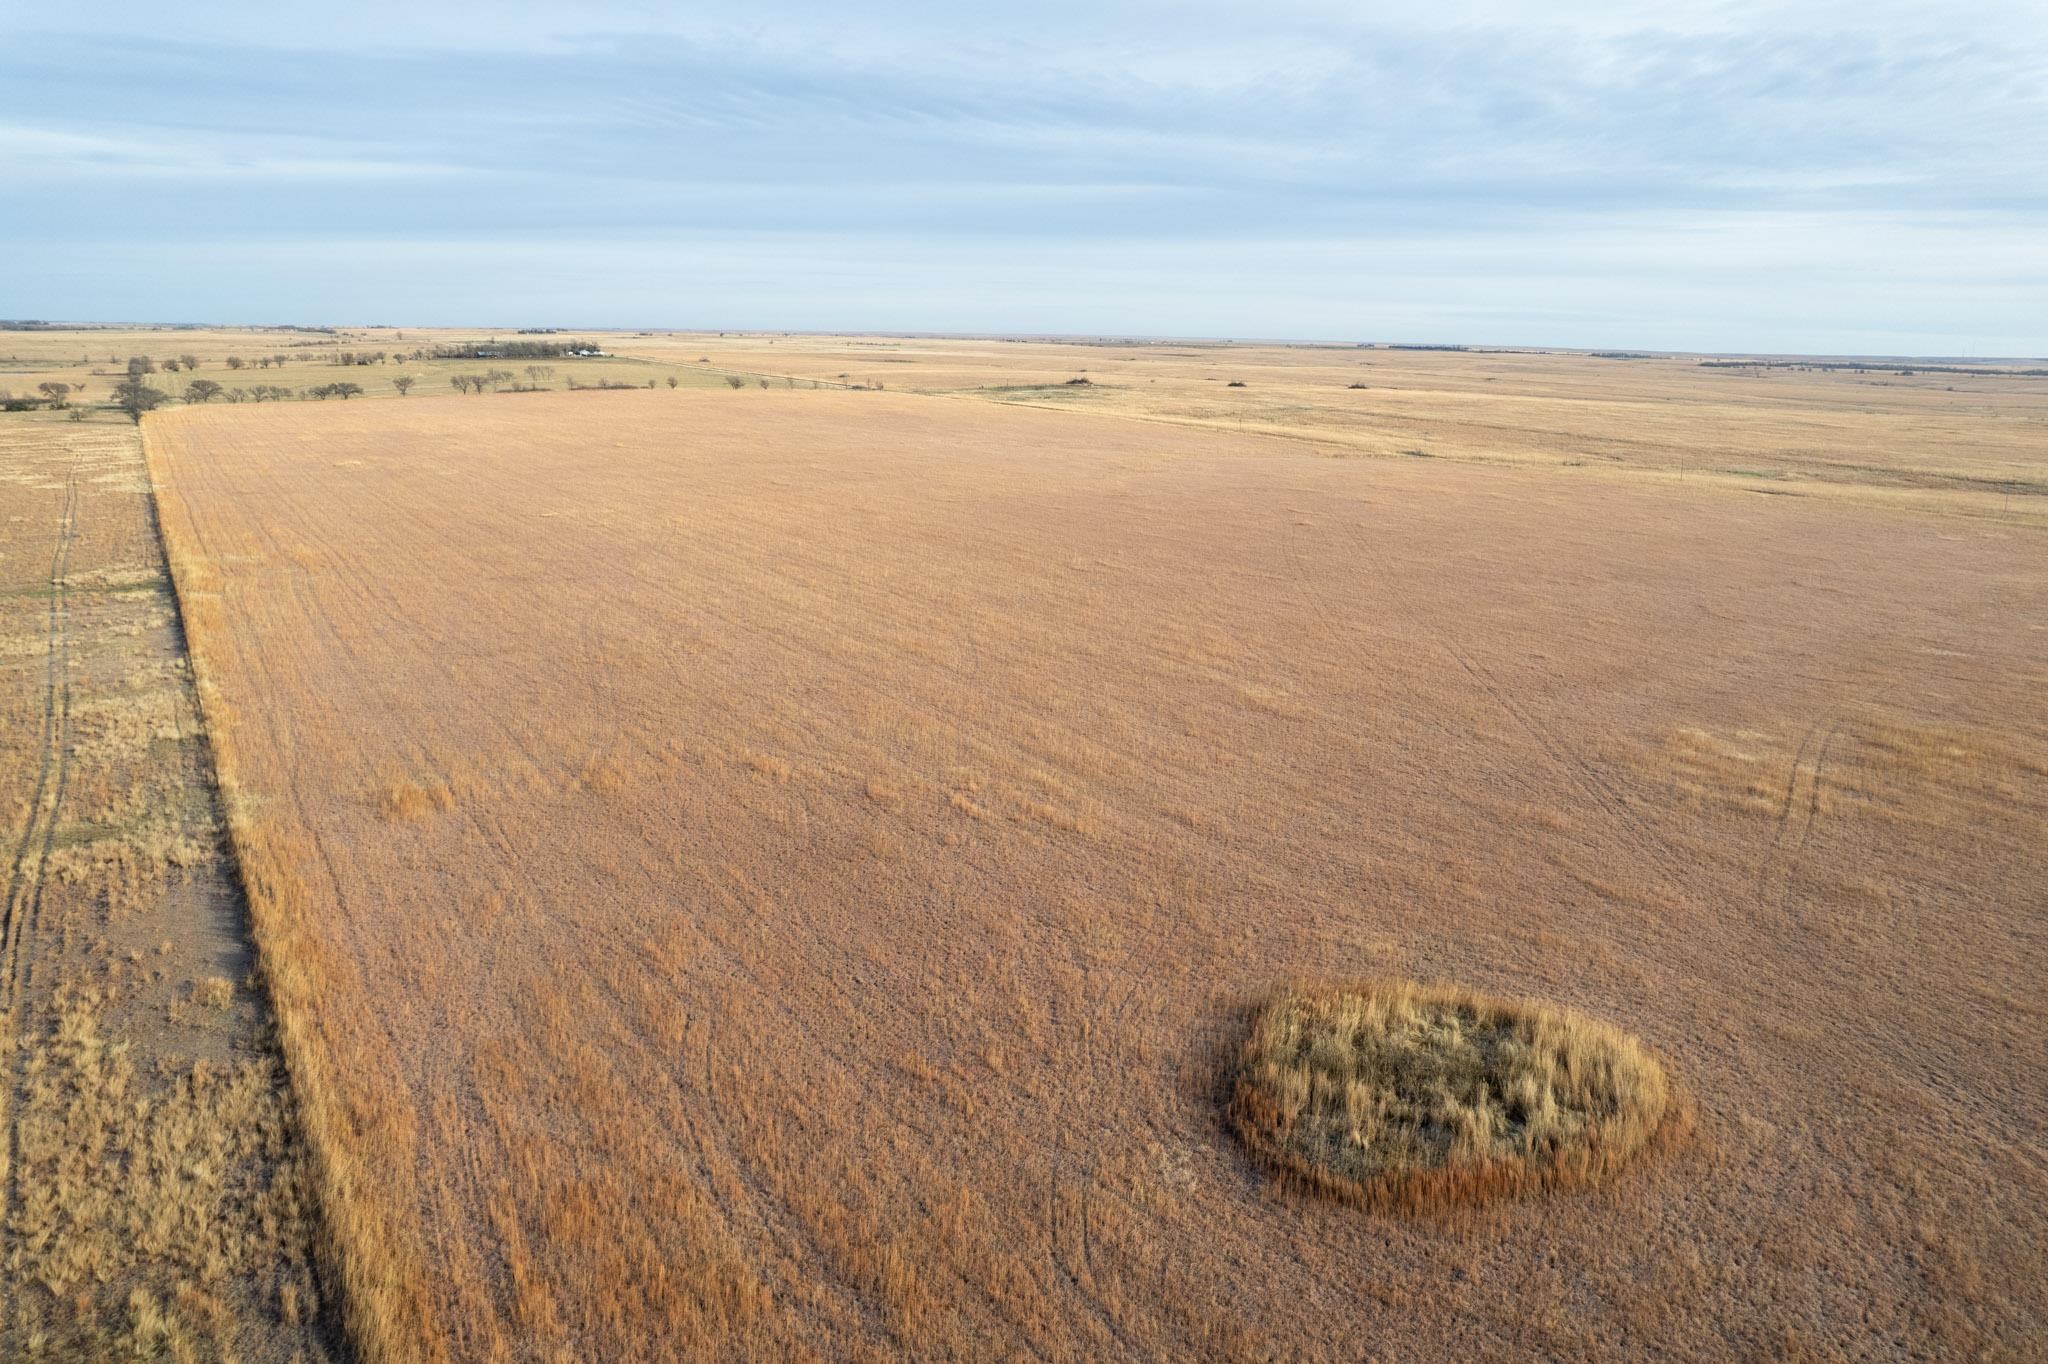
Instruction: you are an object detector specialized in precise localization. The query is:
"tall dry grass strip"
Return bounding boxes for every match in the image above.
[142,415,431,1363]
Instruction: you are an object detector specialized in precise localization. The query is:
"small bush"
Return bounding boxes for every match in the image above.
[193,976,235,1010]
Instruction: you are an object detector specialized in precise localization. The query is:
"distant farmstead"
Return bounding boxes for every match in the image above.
[430,339,605,361]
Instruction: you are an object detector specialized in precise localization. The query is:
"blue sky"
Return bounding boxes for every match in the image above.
[6,0,2045,354]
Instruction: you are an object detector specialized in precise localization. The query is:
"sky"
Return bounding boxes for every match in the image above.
[5,0,2046,354]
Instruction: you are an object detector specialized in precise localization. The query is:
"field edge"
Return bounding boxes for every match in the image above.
[141,410,427,1364]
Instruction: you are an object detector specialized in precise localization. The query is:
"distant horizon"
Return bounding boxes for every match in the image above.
[9,319,2045,366]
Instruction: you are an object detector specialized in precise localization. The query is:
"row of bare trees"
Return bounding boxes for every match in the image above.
[20,360,754,423]
[100,378,368,419]
[122,353,300,374]
[449,370,515,394]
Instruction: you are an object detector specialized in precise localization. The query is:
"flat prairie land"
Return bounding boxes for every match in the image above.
[619,332,2048,512]
[144,384,2047,1362]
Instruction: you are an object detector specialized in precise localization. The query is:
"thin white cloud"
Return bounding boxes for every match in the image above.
[0,124,474,182]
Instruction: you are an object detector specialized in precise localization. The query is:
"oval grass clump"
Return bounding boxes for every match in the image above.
[1232,981,1672,1210]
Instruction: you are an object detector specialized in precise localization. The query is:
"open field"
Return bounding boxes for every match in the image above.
[143,384,2048,1361]
[614,332,2048,510]
[10,325,2047,520]
[0,411,336,1361]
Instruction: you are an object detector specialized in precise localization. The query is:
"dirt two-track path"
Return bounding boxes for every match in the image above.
[0,415,340,1362]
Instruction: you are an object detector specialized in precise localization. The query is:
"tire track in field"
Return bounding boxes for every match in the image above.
[1335,514,1715,897]
[2,467,78,1010]
[1283,512,1549,805]
[1051,916,1171,1364]
[336,602,940,1364]
[204,478,637,1349]
[1,459,78,1280]
[1754,713,1843,913]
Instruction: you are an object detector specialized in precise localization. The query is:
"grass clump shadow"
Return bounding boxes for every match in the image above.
[1231,980,1680,1211]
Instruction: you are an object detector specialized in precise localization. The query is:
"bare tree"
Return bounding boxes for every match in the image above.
[184,379,224,403]
[725,375,747,389]
[524,365,554,384]
[329,382,364,400]
[392,376,415,396]
[37,382,71,408]
[127,355,155,376]
[666,375,679,389]
[226,356,245,370]
[163,358,182,373]
[112,378,168,423]
[179,352,200,370]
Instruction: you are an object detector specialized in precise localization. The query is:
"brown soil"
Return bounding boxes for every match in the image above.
[144,384,2047,1362]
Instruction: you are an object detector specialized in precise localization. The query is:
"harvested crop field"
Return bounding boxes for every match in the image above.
[145,388,2048,1361]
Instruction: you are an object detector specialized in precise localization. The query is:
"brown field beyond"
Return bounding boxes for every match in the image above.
[144,385,2047,1360]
